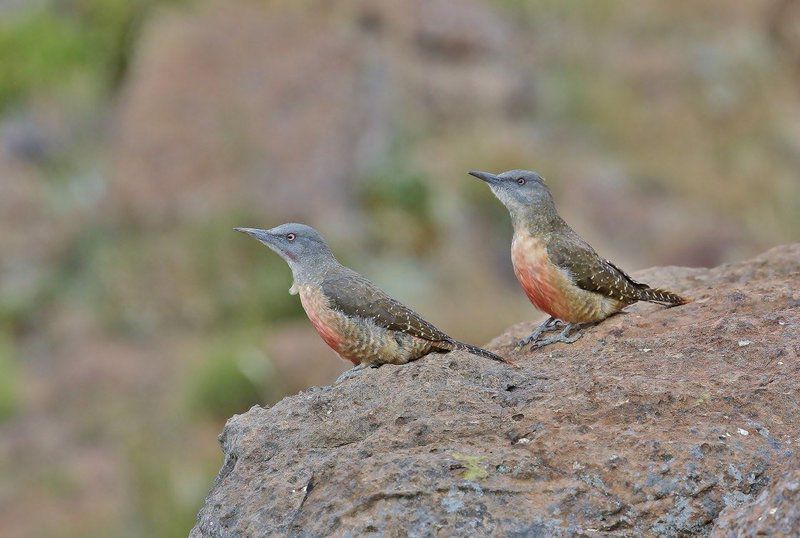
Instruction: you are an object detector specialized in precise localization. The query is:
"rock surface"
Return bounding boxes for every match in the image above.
[711,469,800,537]
[191,245,800,536]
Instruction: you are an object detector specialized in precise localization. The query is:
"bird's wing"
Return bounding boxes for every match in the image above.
[321,269,450,343]
[547,237,648,302]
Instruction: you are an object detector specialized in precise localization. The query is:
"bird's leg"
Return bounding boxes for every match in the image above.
[534,322,597,348]
[517,317,561,349]
[335,363,378,384]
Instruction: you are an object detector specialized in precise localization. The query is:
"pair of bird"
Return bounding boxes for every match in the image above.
[237,170,688,380]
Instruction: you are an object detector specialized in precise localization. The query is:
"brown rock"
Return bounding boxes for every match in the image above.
[191,244,800,536]
[711,469,800,537]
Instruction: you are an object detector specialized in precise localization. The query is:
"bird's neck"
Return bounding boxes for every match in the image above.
[510,203,564,240]
[288,255,341,288]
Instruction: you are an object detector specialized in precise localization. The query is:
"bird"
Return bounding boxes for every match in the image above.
[235,223,512,381]
[469,169,689,349]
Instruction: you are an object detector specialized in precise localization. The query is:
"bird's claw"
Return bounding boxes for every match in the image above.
[532,322,595,348]
[515,317,562,350]
[534,329,582,348]
[514,335,537,351]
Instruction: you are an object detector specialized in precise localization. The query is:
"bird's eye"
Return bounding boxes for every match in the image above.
[286,233,296,241]
[517,178,526,185]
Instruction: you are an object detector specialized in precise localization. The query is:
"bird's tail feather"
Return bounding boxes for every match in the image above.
[637,287,689,306]
[453,341,516,367]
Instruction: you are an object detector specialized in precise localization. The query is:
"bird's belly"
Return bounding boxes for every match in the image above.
[299,285,431,365]
[511,235,611,324]
[511,237,562,317]
[299,286,360,364]
[513,262,571,321]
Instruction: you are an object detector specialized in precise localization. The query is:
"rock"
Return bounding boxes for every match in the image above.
[191,244,800,536]
[711,469,800,537]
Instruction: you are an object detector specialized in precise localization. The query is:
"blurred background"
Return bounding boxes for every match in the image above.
[0,0,799,535]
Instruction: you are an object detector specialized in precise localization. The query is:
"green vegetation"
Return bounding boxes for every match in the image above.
[0,332,20,421]
[57,213,303,336]
[185,332,280,421]
[358,140,438,256]
[0,0,192,111]
[451,452,489,481]
[0,9,93,108]
[127,433,203,537]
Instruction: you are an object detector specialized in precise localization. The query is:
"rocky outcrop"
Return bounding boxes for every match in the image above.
[191,244,799,536]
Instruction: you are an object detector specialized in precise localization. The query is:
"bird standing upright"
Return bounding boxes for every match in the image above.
[470,170,688,349]
[236,223,511,381]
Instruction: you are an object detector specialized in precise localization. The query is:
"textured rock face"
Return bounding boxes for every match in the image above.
[191,245,799,536]
[711,469,800,537]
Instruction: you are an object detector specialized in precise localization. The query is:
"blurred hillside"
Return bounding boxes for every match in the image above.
[1,0,799,536]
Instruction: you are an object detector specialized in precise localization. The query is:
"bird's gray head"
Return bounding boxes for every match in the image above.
[469,170,554,216]
[235,223,336,278]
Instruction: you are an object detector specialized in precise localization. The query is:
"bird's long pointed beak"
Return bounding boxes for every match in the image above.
[234,227,275,245]
[468,170,500,184]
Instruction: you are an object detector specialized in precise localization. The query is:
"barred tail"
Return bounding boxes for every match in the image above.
[638,287,689,306]
[454,341,516,366]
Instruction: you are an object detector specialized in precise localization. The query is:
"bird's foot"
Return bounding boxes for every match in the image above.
[335,363,378,384]
[516,317,562,350]
[533,323,583,348]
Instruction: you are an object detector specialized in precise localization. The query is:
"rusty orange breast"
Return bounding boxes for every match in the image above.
[298,285,359,364]
[511,234,572,321]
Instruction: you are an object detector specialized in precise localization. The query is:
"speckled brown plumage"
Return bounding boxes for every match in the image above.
[513,218,687,325]
[471,169,688,347]
[235,223,511,371]
[307,266,507,366]
[297,280,443,366]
